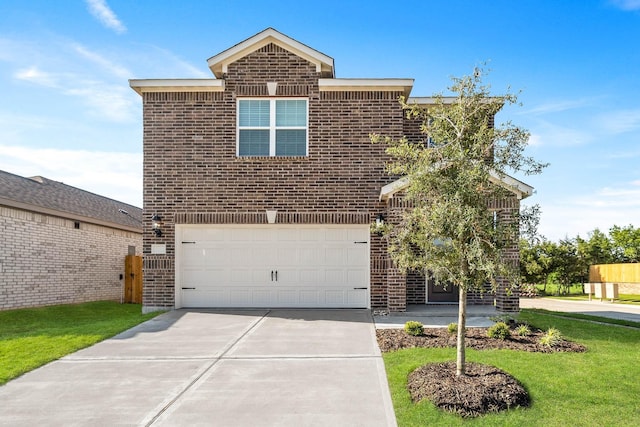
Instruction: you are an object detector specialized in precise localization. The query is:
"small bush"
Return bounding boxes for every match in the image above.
[487,322,511,340]
[490,314,516,326]
[447,322,457,335]
[404,321,424,336]
[515,324,531,336]
[539,327,563,347]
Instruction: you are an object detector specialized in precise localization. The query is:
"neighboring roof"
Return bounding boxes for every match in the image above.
[207,27,335,78]
[380,171,534,201]
[0,170,142,233]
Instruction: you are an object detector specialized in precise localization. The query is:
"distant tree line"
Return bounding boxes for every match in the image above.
[520,225,640,294]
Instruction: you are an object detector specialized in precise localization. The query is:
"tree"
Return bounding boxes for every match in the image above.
[372,68,546,376]
[610,225,640,263]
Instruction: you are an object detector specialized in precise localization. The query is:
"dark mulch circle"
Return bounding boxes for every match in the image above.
[378,326,586,417]
[376,327,587,353]
[407,361,530,418]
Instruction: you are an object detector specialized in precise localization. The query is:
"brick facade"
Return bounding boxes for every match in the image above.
[0,206,142,310]
[136,30,523,313]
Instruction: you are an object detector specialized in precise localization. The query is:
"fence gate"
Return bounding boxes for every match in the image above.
[124,255,143,303]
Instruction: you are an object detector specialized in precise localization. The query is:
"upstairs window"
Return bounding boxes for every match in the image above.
[237,99,308,157]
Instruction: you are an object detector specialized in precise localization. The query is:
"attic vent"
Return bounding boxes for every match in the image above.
[119,208,129,215]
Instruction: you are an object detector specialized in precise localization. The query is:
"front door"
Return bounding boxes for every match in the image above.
[427,278,459,303]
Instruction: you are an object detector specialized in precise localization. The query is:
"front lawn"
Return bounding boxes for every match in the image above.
[0,301,163,385]
[382,310,640,426]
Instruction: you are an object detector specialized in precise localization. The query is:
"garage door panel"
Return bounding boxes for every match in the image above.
[277,228,299,241]
[300,228,321,241]
[325,248,347,265]
[177,225,369,308]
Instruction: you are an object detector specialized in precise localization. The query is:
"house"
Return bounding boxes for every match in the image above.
[130,28,532,314]
[0,170,142,310]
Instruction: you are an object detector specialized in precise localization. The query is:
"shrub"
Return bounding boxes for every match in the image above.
[515,324,531,337]
[487,322,511,340]
[539,327,563,347]
[447,322,457,335]
[404,321,424,336]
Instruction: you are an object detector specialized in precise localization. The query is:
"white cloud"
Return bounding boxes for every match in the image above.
[522,98,596,116]
[65,81,137,122]
[141,44,210,78]
[610,0,640,11]
[13,66,59,87]
[528,121,594,147]
[599,109,640,134]
[0,144,142,207]
[85,0,127,34]
[527,133,542,147]
[538,180,640,240]
[72,44,131,78]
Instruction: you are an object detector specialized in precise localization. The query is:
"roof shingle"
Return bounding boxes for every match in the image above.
[0,170,142,232]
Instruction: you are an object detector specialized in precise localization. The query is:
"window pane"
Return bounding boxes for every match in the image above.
[239,100,270,127]
[275,129,306,156]
[239,130,269,156]
[276,100,306,127]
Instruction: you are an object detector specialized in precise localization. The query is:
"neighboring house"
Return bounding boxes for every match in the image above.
[130,28,533,314]
[0,170,142,310]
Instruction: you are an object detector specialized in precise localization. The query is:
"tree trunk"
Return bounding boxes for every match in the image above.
[456,285,467,376]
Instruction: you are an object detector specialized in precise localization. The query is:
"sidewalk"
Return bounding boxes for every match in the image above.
[373,298,640,329]
[374,304,498,329]
[519,297,640,323]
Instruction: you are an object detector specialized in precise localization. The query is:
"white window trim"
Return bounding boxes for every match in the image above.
[236,98,309,157]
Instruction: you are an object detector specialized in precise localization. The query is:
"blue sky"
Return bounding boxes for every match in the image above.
[1,0,639,241]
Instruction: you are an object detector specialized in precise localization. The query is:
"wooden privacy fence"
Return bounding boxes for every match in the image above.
[124,255,143,303]
[589,263,640,283]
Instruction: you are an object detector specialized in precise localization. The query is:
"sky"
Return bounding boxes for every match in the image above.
[0,0,639,241]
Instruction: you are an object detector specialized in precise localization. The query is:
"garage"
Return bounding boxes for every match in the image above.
[175,225,370,308]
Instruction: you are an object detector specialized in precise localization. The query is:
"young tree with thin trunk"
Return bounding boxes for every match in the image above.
[372,68,546,376]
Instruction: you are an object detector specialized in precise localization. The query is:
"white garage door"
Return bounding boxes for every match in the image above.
[175,225,370,308]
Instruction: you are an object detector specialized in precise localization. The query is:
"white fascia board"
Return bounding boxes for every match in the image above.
[407,96,457,105]
[319,78,414,96]
[407,96,501,106]
[380,171,534,201]
[379,177,410,201]
[129,79,224,95]
[488,170,534,200]
[207,28,334,78]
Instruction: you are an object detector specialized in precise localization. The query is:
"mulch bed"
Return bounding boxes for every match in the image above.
[376,327,587,353]
[377,326,586,417]
[407,361,530,418]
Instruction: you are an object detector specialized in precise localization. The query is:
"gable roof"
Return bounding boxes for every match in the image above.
[380,171,534,201]
[207,27,335,78]
[0,170,142,233]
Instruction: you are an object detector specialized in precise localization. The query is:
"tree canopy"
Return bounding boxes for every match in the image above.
[521,224,640,293]
[372,68,546,375]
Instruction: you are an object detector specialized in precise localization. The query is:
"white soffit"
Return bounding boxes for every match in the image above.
[407,96,458,105]
[319,78,414,97]
[129,79,224,95]
[380,172,533,201]
[207,28,334,78]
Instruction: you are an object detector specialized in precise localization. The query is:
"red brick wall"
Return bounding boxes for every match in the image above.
[141,43,403,311]
[140,41,520,313]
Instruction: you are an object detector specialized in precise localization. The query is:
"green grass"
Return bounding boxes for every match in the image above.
[0,301,163,385]
[545,293,640,305]
[534,283,640,305]
[383,310,640,426]
[524,308,640,328]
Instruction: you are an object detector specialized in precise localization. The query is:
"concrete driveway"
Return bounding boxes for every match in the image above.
[0,309,396,426]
